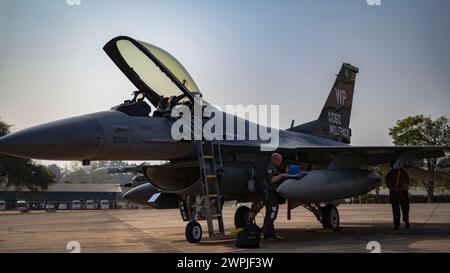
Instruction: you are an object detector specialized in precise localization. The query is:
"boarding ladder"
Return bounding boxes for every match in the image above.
[194,140,225,237]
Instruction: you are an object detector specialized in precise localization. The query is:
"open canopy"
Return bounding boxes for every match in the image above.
[103,36,201,106]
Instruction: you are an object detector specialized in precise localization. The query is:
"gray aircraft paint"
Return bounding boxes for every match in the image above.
[0,36,446,207]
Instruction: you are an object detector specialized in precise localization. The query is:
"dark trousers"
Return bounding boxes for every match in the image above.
[390,190,410,227]
[263,190,280,237]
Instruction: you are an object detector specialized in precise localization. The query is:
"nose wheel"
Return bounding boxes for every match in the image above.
[185,221,202,243]
[321,204,340,231]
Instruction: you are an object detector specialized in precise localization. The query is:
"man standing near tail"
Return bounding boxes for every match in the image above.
[386,169,411,230]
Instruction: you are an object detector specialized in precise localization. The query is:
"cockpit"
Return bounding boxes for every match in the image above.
[110,91,151,117]
[104,36,204,118]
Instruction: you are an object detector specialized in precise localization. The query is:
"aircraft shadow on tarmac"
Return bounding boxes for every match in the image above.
[171,223,450,253]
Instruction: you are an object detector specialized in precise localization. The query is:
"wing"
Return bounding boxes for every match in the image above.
[292,146,446,168]
[220,143,447,168]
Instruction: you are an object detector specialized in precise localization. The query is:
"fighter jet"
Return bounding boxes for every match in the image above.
[0,36,447,243]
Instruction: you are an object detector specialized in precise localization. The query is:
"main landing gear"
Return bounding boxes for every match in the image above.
[321,204,340,230]
[304,203,340,231]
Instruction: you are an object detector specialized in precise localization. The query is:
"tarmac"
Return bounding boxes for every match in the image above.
[1,203,450,253]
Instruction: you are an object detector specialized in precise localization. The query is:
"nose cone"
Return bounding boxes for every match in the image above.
[123,183,160,206]
[0,115,103,160]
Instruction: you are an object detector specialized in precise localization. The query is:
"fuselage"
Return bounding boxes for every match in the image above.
[0,109,348,162]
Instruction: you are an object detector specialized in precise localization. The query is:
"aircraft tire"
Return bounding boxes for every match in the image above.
[185,221,202,243]
[234,206,250,228]
[322,204,340,231]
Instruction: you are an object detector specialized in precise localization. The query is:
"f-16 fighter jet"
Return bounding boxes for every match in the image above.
[0,36,447,243]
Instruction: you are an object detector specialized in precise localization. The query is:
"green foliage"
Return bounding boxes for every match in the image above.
[389,115,450,202]
[47,164,63,183]
[0,119,11,136]
[389,115,450,146]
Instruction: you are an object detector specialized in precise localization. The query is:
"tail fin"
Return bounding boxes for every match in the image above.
[289,63,359,144]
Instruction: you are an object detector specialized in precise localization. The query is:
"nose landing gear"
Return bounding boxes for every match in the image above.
[185,221,202,243]
[321,204,340,231]
[304,203,340,231]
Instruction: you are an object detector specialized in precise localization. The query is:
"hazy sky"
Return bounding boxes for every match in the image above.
[0,0,449,155]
